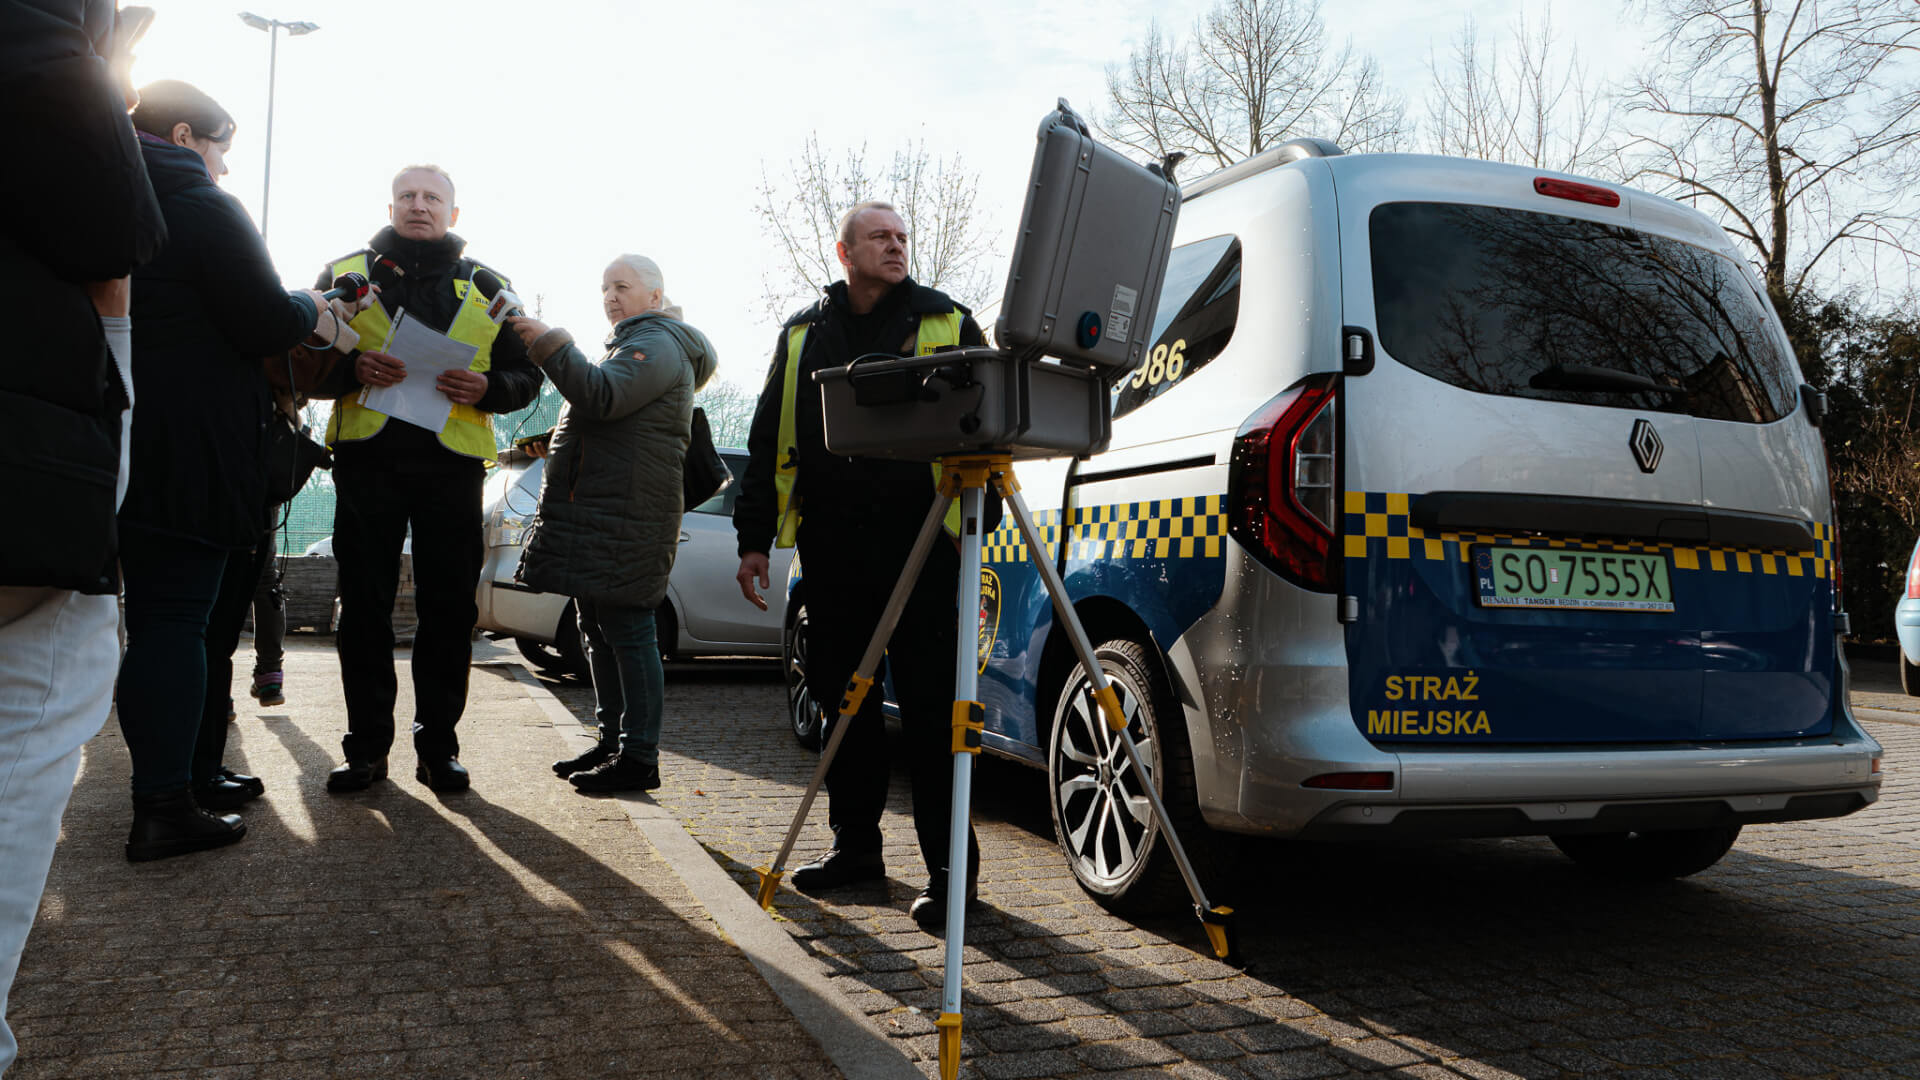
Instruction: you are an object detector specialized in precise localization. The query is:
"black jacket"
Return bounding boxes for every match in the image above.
[734,278,984,556]
[118,134,319,550]
[0,0,167,591]
[313,227,541,469]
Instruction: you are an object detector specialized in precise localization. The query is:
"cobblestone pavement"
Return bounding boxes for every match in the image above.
[535,654,1920,1080]
[9,640,841,1080]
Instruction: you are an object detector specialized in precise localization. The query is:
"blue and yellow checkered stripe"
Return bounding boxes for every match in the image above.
[1341,492,1832,579]
[983,497,1229,564]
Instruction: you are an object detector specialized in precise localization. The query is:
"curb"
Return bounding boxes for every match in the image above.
[506,664,924,1080]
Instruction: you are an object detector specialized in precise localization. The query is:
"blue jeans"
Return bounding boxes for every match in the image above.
[576,599,662,767]
[116,531,230,795]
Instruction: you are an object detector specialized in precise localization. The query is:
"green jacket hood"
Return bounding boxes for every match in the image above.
[611,311,718,391]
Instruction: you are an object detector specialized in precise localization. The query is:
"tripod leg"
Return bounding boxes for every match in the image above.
[1000,481,1240,965]
[754,490,954,910]
[938,477,987,1080]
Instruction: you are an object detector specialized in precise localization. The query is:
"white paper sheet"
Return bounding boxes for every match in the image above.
[359,309,480,434]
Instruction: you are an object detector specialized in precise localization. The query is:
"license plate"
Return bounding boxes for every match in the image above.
[1473,545,1674,612]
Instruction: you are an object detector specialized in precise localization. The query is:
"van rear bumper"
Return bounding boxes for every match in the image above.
[1290,729,1882,839]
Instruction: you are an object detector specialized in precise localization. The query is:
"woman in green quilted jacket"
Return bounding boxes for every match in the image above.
[506,255,717,792]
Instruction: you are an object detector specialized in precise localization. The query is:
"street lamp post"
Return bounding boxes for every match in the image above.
[238,12,318,239]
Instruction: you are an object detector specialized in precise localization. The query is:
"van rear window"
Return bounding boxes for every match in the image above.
[1369,202,1797,423]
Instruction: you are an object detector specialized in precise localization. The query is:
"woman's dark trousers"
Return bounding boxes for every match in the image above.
[195,537,270,785]
[575,599,664,766]
[117,531,230,796]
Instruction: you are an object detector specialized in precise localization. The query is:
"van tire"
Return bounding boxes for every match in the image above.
[1549,826,1741,881]
[1047,637,1212,914]
[1901,652,1920,696]
[784,603,824,751]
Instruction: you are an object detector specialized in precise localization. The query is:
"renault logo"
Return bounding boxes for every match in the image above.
[1630,419,1663,473]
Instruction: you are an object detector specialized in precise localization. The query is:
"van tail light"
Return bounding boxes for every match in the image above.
[1534,177,1621,207]
[1228,374,1338,592]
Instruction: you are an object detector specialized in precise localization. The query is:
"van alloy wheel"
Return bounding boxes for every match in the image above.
[1047,637,1212,913]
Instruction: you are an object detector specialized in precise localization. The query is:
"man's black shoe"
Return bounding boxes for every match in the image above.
[790,849,886,893]
[909,880,979,931]
[192,777,257,812]
[416,757,470,793]
[569,753,660,794]
[218,766,265,798]
[326,757,388,792]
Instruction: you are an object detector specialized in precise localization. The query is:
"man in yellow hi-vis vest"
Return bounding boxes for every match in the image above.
[309,165,541,796]
[733,200,987,931]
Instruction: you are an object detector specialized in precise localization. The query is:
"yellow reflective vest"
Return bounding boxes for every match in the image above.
[323,252,505,461]
[772,310,964,548]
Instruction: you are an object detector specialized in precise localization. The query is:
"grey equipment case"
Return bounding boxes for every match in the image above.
[816,100,1180,461]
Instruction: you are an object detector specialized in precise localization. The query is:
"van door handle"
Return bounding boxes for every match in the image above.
[678,532,691,543]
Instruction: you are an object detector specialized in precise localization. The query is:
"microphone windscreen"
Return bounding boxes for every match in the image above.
[470,267,503,300]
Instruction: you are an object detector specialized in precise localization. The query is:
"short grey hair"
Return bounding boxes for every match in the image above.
[610,253,664,295]
[392,163,455,201]
[608,254,680,318]
[837,200,900,246]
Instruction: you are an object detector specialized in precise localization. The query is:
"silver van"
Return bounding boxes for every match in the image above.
[873,143,1884,911]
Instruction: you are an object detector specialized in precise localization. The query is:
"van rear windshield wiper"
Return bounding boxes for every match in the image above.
[1528,363,1687,396]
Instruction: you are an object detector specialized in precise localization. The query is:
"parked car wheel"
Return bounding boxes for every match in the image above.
[1902,652,1920,697]
[1550,826,1741,880]
[654,602,679,664]
[516,601,588,679]
[1047,637,1212,914]
[784,603,824,751]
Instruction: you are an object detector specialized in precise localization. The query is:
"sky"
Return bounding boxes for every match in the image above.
[123,0,1652,395]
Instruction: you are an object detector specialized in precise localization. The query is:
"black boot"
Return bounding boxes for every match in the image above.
[553,729,618,778]
[569,752,660,794]
[126,789,246,863]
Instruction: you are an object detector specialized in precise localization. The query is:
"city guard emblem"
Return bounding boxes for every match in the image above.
[977,568,1000,673]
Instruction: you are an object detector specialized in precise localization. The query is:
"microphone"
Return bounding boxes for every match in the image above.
[322,271,371,303]
[470,267,524,324]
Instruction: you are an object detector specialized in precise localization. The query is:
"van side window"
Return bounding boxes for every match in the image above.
[1112,234,1241,419]
[1369,202,1797,423]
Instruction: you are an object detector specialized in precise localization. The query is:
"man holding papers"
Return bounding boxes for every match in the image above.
[312,164,541,794]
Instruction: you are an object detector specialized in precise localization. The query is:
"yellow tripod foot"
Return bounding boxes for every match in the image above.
[754,866,782,910]
[1198,905,1242,967]
[936,1012,964,1078]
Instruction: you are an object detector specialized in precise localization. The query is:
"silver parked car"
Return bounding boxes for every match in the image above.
[1896,537,1920,693]
[476,445,793,674]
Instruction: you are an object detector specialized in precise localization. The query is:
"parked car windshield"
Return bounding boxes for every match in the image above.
[1369,201,1798,423]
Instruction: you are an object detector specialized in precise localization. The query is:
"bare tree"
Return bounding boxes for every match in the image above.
[1425,9,1621,175]
[753,135,995,322]
[1621,0,1920,308]
[693,378,761,449]
[1100,0,1408,175]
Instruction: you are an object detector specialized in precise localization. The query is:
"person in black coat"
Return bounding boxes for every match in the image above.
[0,2,164,1069]
[114,79,332,862]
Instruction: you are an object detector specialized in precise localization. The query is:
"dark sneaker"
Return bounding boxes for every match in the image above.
[326,757,388,793]
[250,671,285,707]
[415,757,470,793]
[790,848,886,893]
[553,740,616,778]
[569,753,661,794]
